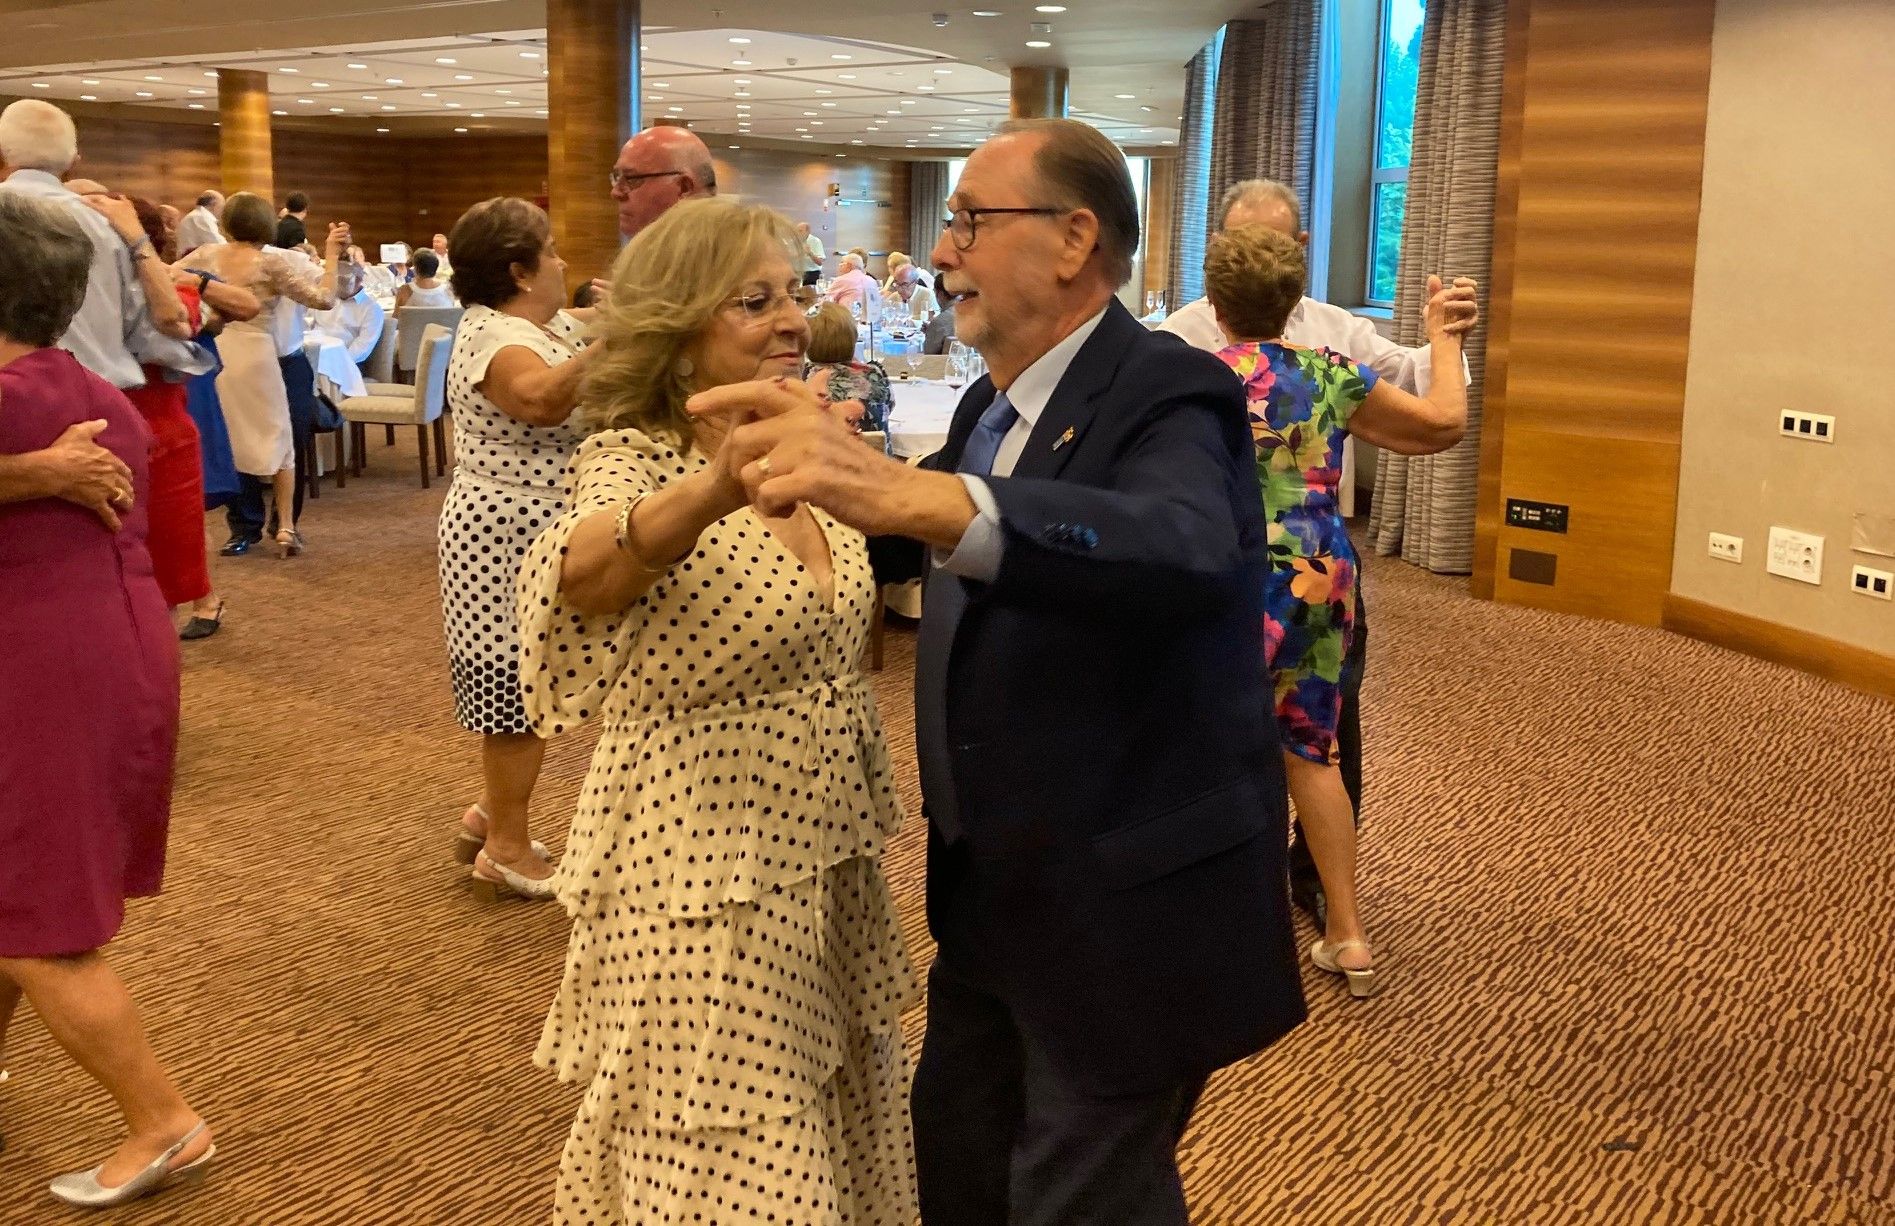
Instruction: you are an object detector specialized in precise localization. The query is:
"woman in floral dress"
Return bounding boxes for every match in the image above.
[1205,224,1470,998]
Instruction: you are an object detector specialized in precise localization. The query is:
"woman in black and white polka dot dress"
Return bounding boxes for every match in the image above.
[516,199,918,1223]
[436,198,597,900]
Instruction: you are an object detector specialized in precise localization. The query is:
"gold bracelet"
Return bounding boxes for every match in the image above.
[613,495,677,576]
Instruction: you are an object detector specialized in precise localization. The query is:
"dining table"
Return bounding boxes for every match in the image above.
[882,377,969,460]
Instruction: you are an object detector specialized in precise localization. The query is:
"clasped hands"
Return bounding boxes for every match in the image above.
[687,377,974,548]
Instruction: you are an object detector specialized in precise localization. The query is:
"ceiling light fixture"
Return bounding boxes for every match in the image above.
[347,63,368,70]
[455,126,468,132]
[729,36,751,44]
[204,71,219,78]
[83,78,100,85]
[444,102,460,108]
[831,53,852,60]
[519,51,540,59]
[312,82,329,88]
[385,78,404,85]
[734,77,750,84]
[296,98,314,104]
[918,84,935,91]
[331,107,345,113]
[187,102,204,109]
[838,73,856,80]
[80,94,98,101]
[505,100,520,106]
[279,67,298,74]
[1036,3,1067,9]
[422,92,439,98]
[972,10,1002,16]
[668,106,683,112]
[732,58,753,67]
[454,73,474,81]
[362,95,378,100]
[376,127,389,132]
[1025,39,1051,48]
[436,57,456,65]
[1115,93,1136,100]
[144,74,164,81]
[652,81,668,88]
[821,101,838,108]
[189,88,207,95]
[272,109,287,115]
[381,105,396,111]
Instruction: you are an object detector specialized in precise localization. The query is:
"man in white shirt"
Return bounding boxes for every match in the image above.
[311,261,385,363]
[794,221,826,286]
[1163,177,1479,931]
[175,190,223,254]
[428,232,453,278]
[824,254,879,313]
[884,263,939,320]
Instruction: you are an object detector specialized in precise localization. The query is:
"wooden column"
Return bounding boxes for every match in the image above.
[548,0,639,290]
[1009,66,1070,119]
[217,68,273,201]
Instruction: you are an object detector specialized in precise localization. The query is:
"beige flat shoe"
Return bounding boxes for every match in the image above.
[1310,938,1382,1000]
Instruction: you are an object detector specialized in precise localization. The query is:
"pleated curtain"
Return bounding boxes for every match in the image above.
[1209,3,1324,238]
[1366,0,1509,573]
[908,161,952,274]
[1164,33,1222,312]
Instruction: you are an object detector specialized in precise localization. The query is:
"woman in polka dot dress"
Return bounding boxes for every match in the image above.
[516,199,918,1223]
[436,198,597,900]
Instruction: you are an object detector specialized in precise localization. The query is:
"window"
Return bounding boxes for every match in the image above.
[1367,0,1424,306]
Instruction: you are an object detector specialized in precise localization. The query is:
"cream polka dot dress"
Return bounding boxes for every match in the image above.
[517,428,920,1226]
[438,304,587,734]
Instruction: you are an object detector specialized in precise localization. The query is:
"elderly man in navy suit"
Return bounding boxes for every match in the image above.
[691,117,1305,1224]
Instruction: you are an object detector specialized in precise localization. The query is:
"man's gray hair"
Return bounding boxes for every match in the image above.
[996,117,1140,287]
[0,192,93,348]
[0,99,79,175]
[1218,179,1302,233]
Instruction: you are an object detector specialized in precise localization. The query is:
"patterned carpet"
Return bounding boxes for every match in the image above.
[3,436,1892,1225]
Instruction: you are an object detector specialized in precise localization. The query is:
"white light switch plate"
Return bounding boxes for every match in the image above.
[1766,526,1824,585]
[1708,533,1743,563]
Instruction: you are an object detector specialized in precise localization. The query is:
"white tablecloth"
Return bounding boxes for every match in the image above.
[884,379,969,459]
[303,334,367,399]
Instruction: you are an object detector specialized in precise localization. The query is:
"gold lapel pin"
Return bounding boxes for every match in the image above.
[1053,426,1075,451]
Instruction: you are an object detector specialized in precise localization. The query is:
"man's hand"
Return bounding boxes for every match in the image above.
[43,420,134,531]
[325,221,352,257]
[1423,275,1480,342]
[589,278,612,307]
[688,378,974,546]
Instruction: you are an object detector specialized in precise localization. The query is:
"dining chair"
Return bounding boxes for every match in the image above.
[335,325,452,489]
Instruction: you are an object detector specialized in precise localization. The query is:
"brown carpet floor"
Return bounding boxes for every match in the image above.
[3,437,1893,1225]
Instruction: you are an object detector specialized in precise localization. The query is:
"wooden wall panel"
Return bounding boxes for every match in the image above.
[271,130,412,257]
[1145,155,1177,303]
[410,134,549,254]
[1472,0,1716,626]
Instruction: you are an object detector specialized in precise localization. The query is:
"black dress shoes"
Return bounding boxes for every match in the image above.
[219,535,259,557]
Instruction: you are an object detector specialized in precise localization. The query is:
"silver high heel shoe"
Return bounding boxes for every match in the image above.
[471,848,557,902]
[452,804,549,865]
[50,1121,216,1209]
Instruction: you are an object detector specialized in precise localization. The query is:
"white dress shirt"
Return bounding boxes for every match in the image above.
[174,205,222,254]
[1159,294,1459,394]
[798,234,827,275]
[312,289,387,363]
[0,170,209,388]
[940,306,1110,580]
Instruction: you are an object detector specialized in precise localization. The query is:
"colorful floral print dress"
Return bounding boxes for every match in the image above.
[1217,342,1379,765]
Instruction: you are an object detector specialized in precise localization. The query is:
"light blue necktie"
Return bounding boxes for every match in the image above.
[916,391,1019,843]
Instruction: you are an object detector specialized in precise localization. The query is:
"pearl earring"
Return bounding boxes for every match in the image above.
[675,357,694,378]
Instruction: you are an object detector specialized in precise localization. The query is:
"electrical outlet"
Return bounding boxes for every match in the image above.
[1852,564,1894,601]
[1766,526,1824,585]
[1778,410,1837,443]
[1708,533,1743,563]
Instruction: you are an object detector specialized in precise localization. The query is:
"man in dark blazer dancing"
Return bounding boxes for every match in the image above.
[692,117,1306,1224]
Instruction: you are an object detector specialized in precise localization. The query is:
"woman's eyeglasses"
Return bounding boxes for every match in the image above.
[724,287,813,323]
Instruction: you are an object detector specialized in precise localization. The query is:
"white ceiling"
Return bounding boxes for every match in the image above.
[0,1,1259,151]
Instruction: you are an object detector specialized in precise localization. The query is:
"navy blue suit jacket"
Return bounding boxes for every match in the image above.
[902,299,1306,1095]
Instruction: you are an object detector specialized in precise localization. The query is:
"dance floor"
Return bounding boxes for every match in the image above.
[3,434,1891,1224]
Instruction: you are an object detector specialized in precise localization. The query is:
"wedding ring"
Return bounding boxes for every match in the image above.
[756,455,775,477]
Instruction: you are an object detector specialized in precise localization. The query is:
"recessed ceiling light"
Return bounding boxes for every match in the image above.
[886,110,902,116]
[436,57,456,65]
[838,73,856,80]
[810,120,824,125]
[803,110,817,116]
[972,9,1002,16]
[647,95,664,102]
[519,51,540,59]
[1115,93,1136,100]
[384,78,404,85]
[445,102,460,108]
[795,127,807,132]
[729,36,751,44]
[330,107,345,113]
[801,134,813,139]
[730,144,740,149]
[900,99,917,105]
[1036,3,1067,10]
[831,53,852,60]
[188,88,207,96]
[668,106,683,113]
[279,67,298,74]
[272,109,287,114]
[422,92,439,98]
[1141,127,1153,133]
[505,100,520,106]
[964,107,979,112]
[455,126,468,132]
[80,94,97,101]
[640,43,649,51]
[652,81,669,88]
[918,85,935,91]
[135,91,154,97]
[362,95,378,101]
[821,102,838,108]
[313,82,329,88]
[734,78,751,85]
[296,98,314,104]
[935,68,953,75]
[82,78,100,85]
[836,153,846,158]
[204,71,219,78]
[376,126,389,132]
[1025,40,1052,49]
[455,74,474,81]
[471,112,485,118]
[144,74,164,82]
[348,63,368,69]
[732,59,753,67]
[537,109,547,115]
[495,88,511,94]
[851,139,864,145]
[735,91,750,98]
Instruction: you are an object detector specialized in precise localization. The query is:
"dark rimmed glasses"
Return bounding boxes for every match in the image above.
[941,206,1070,251]
[609,168,686,191]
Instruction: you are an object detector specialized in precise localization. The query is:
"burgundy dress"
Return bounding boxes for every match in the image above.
[121,286,211,607]
[0,348,181,958]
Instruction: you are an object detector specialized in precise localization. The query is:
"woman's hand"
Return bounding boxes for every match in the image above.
[325,221,352,257]
[1421,275,1479,344]
[80,193,145,245]
[691,377,829,515]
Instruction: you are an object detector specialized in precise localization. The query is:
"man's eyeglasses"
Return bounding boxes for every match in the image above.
[724,287,812,323]
[609,168,686,191]
[941,206,1069,252]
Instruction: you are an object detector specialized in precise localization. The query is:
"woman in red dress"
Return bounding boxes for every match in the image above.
[113,197,260,639]
[0,191,216,1209]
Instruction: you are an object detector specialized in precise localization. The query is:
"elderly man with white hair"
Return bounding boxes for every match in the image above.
[174,190,222,255]
[0,99,207,390]
[823,251,880,314]
[884,262,940,320]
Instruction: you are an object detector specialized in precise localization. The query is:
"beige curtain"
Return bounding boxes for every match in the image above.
[1210,2,1324,233]
[1164,34,1222,311]
[1367,0,1508,573]
[908,161,951,275]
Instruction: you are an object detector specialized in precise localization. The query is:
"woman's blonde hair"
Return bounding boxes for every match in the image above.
[887,251,911,272]
[1204,224,1306,341]
[580,198,800,441]
[805,302,858,365]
